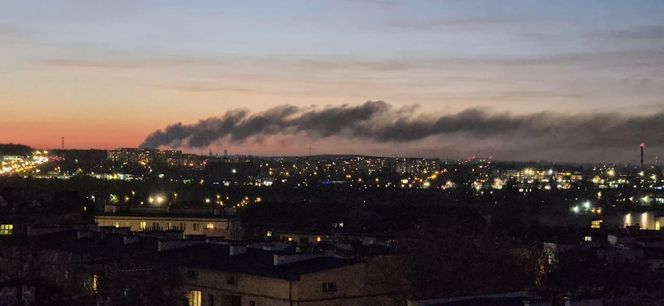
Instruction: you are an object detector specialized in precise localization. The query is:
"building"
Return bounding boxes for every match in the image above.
[0,225,405,306]
[165,244,405,306]
[95,207,243,240]
[274,231,381,246]
[0,280,36,306]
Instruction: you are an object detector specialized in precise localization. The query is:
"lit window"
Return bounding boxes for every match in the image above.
[584,236,592,242]
[188,290,201,306]
[590,220,602,229]
[92,274,98,293]
[0,224,13,235]
[140,221,146,230]
[206,223,215,229]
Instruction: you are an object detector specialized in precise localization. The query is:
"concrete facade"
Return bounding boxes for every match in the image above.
[183,259,404,306]
[95,215,242,239]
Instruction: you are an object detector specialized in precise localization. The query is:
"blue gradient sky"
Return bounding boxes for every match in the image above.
[1,0,663,157]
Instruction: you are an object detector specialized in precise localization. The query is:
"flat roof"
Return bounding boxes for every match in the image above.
[162,244,360,281]
[96,213,238,220]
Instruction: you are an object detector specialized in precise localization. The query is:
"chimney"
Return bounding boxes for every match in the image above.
[27,226,67,237]
[641,143,645,170]
[157,240,204,252]
[76,231,94,239]
[123,236,140,245]
[273,253,329,266]
[229,245,246,256]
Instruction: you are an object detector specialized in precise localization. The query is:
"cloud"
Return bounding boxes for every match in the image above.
[386,17,520,31]
[140,101,664,162]
[0,24,20,36]
[601,25,664,40]
[0,23,33,43]
[40,56,197,69]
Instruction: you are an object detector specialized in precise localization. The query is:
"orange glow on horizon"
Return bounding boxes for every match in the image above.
[0,120,151,149]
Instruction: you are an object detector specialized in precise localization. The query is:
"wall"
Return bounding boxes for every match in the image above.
[182,267,292,306]
[95,215,242,239]
[181,258,405,306]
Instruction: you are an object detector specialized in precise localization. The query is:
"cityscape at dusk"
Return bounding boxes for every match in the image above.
[2,1,664,161]
[2,1,664,306]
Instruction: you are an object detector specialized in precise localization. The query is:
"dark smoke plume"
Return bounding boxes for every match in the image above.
[141,101,664,155]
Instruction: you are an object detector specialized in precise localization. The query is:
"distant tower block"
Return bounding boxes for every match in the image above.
[61,136,65,150]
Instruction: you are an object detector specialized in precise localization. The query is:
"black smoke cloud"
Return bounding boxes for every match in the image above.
[140,101,664,160]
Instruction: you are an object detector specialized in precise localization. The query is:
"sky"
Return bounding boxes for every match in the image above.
[1,0,664,162]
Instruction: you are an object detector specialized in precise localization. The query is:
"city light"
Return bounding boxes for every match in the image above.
[148,194,166,205]
[583,201,591,210]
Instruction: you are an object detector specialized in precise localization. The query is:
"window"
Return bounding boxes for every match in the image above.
[249,301,256,306]
[206,223,215,229]
[0,224,13,235]
[193,223,200,231]
[322,282,337,292]
[226,275,237,285]
[188,290,202,306]
[139,221,146,230]
[180,223,186,230]
[584,236,592,242]
[92,274,98,293]
[208,294,214,306]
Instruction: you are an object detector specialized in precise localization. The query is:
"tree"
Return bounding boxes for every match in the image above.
[395,212,538,300]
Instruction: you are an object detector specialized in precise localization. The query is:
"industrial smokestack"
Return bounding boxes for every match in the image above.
[640,143,645,170]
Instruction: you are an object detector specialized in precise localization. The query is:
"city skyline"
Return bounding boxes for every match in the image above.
[5,3,664,304]
[2,0,664,162]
